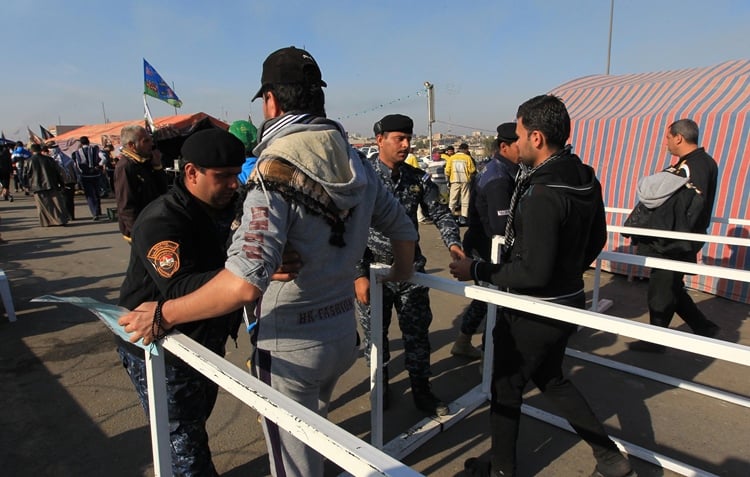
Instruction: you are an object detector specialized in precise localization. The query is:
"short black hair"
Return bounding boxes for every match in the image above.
[669,118,699,144]
[516,95,570,150]
[79,136,90,145]
[30,143,42,153]
[265,83,326,117]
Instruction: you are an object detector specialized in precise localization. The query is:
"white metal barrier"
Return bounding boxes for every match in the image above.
[51,214,748,477]
[365,218,750,477]
[136,330,423,477]
[365,266,748,477]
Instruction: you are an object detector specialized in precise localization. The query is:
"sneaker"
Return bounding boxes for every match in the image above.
[8,195,12,202]
[411,378,449,417]
[591,450,636,477]
[92,215,101,221]
[626,340,666,353]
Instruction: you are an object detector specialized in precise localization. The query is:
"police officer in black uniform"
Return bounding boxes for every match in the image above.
[116,128,245,477]
[355,114,465,417]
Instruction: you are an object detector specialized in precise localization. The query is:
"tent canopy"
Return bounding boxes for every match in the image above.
[50,112,229,157]
[550,59,750,303]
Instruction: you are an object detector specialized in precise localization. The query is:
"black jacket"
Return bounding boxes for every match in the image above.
[463,153,518,260]
[636,147,717,261]
[474,149,606,298]
[118,178,241,359]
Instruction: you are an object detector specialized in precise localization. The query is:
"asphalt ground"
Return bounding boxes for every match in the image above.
[1,191,748,476]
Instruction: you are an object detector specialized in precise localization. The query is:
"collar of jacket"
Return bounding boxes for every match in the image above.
[120,148,148,164]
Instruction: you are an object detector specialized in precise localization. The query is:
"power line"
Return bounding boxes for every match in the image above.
[335,89,427,121]
[434,120,494,134]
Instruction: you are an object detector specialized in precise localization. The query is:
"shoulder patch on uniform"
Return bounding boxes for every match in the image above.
[409,184,421,193]
[147,240,180,278]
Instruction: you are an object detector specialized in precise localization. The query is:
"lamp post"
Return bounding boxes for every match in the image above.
[424,81,434,158]
[606,0,614,74]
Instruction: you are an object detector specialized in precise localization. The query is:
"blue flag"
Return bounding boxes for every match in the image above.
[144,59,182,108]
[40,125,55,140]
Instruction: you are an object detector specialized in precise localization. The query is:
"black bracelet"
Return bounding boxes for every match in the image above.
[151,300,171,342]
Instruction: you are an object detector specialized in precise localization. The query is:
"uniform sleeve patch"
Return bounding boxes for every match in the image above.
[147,240,181,278]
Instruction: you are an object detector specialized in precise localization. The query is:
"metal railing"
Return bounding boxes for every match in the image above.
[42,212,748,477]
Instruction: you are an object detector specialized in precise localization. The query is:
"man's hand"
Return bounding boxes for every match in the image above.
[449,244,466,261]
[270,250,302,282]
[449,258,475,281]
[118,301,160,345]
[354,276,370,305]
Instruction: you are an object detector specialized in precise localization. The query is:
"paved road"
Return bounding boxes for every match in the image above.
[1,192,748,476]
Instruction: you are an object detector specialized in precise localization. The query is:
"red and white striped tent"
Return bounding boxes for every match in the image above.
[550,59,750,303]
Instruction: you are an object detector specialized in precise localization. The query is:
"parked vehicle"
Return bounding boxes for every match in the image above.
[359,145,379,158]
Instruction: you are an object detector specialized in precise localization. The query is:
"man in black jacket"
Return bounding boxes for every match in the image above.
[450,95,634,477]
[628,118,720,353]
[117,129,245,476]
[114,125,168,242]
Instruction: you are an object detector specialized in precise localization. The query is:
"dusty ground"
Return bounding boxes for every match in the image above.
[1,192,748,476]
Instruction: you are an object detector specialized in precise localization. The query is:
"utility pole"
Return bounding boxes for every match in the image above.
[101,102,109,123]
[424,82,435,157]
[606,0,614,74]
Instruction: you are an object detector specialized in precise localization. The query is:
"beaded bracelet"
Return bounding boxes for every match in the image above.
[151,300,171,341]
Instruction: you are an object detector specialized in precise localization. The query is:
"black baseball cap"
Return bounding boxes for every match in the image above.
[252,46,327,100]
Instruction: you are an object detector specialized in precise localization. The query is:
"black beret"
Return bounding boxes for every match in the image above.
[181,128,245,168]
[374,114,413,136]
[496,122,519,143]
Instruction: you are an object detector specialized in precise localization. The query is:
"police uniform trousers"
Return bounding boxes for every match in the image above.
[357,269,434,379]
[254,332,358,477]
[117,344,221,477]
[489,291,620,473]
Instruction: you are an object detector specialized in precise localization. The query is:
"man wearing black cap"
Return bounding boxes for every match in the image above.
[118,47,417,477]
[445,142,476,225]
[116,128,246,476]
[355,113,465,417]
[451,122,520,359]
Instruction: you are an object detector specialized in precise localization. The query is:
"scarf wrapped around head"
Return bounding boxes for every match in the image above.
[250,157,351,247]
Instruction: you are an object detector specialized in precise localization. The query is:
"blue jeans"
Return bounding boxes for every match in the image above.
[117,344,220,477]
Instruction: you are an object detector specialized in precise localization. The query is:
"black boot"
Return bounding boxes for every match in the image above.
[411,376,449,417]
[463,458,514,476]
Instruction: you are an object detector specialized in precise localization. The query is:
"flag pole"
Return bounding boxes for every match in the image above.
[172,82,178,115]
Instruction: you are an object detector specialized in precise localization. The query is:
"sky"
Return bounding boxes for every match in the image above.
[2,0,749,140]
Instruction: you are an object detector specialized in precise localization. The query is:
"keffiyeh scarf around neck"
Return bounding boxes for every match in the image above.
[250,157,352,247]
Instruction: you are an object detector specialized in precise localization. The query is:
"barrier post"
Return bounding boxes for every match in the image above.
[370,266,385,449]
[145,345,172,476]
[591,257,603,312]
